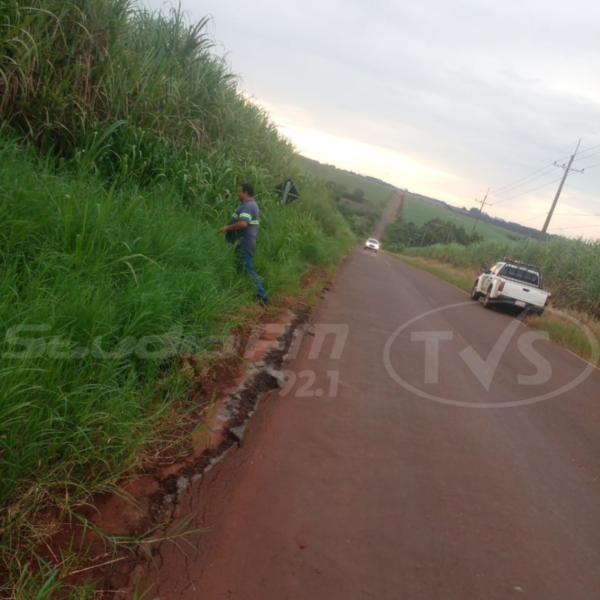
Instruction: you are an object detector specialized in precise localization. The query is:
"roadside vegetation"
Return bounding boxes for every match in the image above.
[329,184,383,238]
[297,156,395,207]
[297,156,395,237]
[383,217,484,252]
[0,2,352,596]
[405,238,600,315]
[397,239,600,367]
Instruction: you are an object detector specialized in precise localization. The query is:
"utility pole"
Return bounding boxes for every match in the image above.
[538,140,583,243]
[470,188,490,240]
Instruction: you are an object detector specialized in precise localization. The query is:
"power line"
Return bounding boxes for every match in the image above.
[579,162,600,171]
[556,213,600,217]
[538,140,582,243]
[489,163,556,197]
[555,143,600,165]
[550,223,600,230]
[520,210,600,225]
[470,189,490,240]
[488,139,582,196]
[519,213,546,224]
[479,140,597,229]
[580,142,600,154]
[491,145,599,202]
[492,175,565,205]
[572,149,600,165]
[489,167,560,199]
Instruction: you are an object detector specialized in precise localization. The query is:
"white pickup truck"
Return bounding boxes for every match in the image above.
[470,258,550,315]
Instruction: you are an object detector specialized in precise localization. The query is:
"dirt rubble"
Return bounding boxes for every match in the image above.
[32,299,325,597]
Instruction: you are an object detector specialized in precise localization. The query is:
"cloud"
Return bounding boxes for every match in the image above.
[145,0,600,238]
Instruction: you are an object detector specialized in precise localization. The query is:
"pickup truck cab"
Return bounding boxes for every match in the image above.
[470,257,550,315]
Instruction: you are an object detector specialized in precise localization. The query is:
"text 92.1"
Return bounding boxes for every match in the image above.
[278,370,339,398]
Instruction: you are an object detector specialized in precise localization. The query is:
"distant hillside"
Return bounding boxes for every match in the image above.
[408,192,547,240]
[297,156,395,207]
[458,206,552,240]
[403,195,521,242]
[364,175,397,189]
[298,155,549,241]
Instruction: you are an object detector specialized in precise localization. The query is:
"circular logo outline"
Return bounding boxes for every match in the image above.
[382,302,599,408]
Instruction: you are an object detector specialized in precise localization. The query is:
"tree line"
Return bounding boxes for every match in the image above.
[384,217,484,252]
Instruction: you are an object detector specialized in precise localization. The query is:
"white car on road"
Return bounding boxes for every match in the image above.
[364,238,380,253]
[471,258,550,315]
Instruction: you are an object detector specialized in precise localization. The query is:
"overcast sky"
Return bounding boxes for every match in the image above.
[147,0,600,238]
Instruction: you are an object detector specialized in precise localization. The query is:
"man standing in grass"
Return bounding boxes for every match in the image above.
[220,183,269,303]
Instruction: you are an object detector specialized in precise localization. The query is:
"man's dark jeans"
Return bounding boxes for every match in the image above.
[236,246,269,301]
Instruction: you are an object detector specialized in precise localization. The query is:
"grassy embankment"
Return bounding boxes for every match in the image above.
[297,156,395,207]
[297,156,395,237]
[396,239,600,365]
[0,2,353,596]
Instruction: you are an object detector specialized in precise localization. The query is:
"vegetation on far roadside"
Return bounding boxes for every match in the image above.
[403,195,522,242]
[394,254,475,293]
[0,2,353,596]
[383,217,484,252]
[404,194,540,241]
[295,156,396,238]
[297,156,395,207]
[405,238,600,317]
[393,251,600,368]
[332,186,383,237]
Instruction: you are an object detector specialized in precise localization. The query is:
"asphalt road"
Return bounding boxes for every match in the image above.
[371,190,404,240]
[141,241,600,599]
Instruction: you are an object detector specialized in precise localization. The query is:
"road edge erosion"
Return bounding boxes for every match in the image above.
[19,269,342,597]
[54,193,406,597]
[0,3,355,597]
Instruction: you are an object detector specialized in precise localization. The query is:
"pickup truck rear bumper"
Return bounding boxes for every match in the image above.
[496,293,545,313]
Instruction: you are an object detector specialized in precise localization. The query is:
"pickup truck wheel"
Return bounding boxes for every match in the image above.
[470,283,482,301]
[482,287,493,309]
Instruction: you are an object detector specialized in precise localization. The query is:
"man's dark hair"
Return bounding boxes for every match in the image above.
[240,183,254,196]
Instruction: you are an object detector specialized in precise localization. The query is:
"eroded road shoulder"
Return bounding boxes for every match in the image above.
[132,247,600,600]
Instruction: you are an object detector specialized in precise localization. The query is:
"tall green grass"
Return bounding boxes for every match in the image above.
[0,123,351,600]
[406,238,600,316]
[0,1,289,178]
[0,1,353,595]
